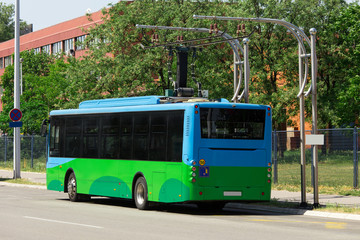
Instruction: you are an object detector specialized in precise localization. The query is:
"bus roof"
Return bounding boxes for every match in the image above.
[50,96,269,116]
[79,96,229,109]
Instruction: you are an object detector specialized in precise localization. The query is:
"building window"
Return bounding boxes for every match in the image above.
[0,58,3,69]
[52,41,62,55]
[42,45,51,55]
[33,48,41,54]
[4,56,12,67]
[64,38,74,53]
[75,35,86,50]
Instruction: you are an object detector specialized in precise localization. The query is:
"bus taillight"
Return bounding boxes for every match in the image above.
[267,168,271,172]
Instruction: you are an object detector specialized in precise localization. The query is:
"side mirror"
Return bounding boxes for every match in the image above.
[41,119,49,137]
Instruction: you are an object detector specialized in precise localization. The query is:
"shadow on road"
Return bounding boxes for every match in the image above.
[58,196,292,216]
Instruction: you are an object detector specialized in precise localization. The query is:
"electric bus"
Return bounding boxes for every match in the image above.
[46,96,272,210]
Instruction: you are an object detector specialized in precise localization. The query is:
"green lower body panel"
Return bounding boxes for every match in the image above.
[46,158,271,203]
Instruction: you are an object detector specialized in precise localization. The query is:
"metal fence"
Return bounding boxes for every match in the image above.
[0,128,359,189]
[272,128,359,189]
[0,135,47,172]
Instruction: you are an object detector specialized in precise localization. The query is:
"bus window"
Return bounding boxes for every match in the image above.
[83,118,99,158]
[101,115,120,159]
[167,111,184,162]
[65,118,81,157]
[200,108,265,139]
[120,114,133,160]
[149,112,167,161]
[133,113,149,160]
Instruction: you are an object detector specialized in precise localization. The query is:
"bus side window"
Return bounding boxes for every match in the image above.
[101,115,120,159]
[119,114,133,160]
[133,113,149,160]
[167,111,184,162]
[149,112,167,161]
[65,118,81,157]
[83,118,99,158]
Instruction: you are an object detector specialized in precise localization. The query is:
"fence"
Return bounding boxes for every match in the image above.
[0,128,359,189]
[0,135,47,172]
[272,128,359,189]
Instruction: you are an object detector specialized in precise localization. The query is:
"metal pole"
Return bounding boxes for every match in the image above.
[310,28,319,207]
[299,43,307,207]
[4,135,7,165]
[233,53,238,103]
[273,130,278,184]
[354,127,358,188]
[31,135,34,168]
[13,0,21,179]
[243,38,250,103]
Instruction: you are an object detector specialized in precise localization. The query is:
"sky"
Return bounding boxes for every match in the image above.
[1,0,117,31]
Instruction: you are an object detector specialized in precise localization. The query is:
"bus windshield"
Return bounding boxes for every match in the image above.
[200,108,265,139]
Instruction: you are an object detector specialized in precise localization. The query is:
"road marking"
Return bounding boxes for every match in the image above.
[23,216,104,229]
[250,219,347,229]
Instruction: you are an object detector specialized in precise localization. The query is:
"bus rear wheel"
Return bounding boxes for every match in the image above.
[134,177,150,210]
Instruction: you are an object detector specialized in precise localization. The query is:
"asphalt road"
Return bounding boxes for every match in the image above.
[0,185,359,240]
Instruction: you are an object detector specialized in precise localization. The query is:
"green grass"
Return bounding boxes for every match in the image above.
[0,158,46,173]
[273,150,360,196]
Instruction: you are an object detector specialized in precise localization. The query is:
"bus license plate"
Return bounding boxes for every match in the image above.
[224,191,242,197]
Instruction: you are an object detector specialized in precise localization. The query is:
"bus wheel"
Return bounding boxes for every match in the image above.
[67,173,80,202]
[134,177,150,210]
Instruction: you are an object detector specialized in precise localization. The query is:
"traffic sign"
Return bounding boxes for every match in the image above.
[9,121,23,128]
[9,108,22,122]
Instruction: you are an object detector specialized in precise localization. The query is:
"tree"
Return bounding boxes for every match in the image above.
[69,0,351,130]
[0,51,68,134]
[0,2,14,42]
[0,2,29,43]
[331,3,360,127]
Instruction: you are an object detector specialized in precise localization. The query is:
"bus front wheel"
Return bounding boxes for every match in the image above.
[67,172,79,202]
[134,177,150,210]
[67,172,91,202]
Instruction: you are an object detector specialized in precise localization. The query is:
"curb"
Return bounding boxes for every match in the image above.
[0,181,46,190]
[226,203,360,221]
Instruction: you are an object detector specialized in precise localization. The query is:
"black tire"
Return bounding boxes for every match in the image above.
[67,172,91,202]
[134,177,150,210]
[67,172,80,202]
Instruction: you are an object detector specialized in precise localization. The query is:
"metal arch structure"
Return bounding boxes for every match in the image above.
[193,15,319,207]
[135,24,249,103]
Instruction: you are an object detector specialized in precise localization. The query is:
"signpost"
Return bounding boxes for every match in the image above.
[13,0,21,179]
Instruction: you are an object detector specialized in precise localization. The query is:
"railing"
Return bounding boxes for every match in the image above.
[0,135,47,172]
[272,128,359,189]
[0,128,358,188]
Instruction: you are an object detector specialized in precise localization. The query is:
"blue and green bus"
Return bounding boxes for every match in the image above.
[46,96,272,210]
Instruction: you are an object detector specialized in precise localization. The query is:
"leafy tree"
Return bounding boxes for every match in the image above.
[0,2,29,43]
[0,51,68,134]
[0,2,14,42]
[330,3,360,127]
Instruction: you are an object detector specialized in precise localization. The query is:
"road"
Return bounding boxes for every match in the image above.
[0,185,359,240]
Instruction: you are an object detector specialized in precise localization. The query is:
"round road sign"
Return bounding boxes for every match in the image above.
[9,108,22,122]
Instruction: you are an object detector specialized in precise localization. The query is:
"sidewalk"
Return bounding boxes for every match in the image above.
[1,169,359,219]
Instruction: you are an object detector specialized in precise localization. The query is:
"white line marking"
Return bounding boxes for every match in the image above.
[23,216,103,229]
